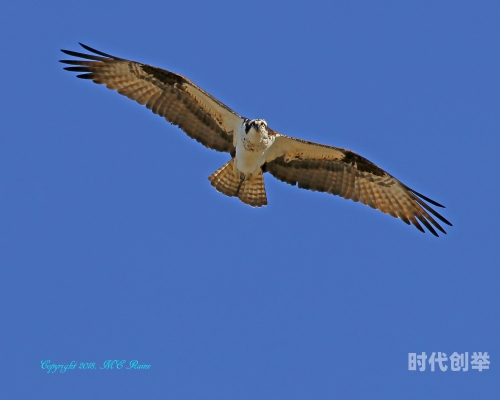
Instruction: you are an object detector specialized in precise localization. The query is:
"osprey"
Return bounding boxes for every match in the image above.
[60,43,452,236]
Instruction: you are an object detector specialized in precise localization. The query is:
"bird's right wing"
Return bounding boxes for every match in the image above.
[60,43,245,153]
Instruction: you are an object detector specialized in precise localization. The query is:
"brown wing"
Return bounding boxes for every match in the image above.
[265,134,452,236]
[60,43,244,153]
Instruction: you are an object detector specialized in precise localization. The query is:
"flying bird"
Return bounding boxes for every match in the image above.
[60,43,452,236]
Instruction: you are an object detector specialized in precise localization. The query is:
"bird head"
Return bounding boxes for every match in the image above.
[245,119,268,136]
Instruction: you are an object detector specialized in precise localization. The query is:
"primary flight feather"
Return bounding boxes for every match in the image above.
[60,43,452,236]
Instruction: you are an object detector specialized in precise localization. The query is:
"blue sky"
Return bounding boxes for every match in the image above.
[2,0,499,398]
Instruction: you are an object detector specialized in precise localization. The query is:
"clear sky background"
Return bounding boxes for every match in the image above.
[1,0,499,398]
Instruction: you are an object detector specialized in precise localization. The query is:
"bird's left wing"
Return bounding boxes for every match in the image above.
[265,133,452,236]
[60,43,244,153]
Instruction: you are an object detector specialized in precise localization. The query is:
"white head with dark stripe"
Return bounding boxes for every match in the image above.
[244,119,268,137]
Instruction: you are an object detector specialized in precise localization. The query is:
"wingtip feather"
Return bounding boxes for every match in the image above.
[408,187,445,208]
[78,42,116,58]
[76,73,94,79]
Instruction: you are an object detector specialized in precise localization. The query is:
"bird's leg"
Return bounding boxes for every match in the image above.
[235,172,252,195]
[241,172,252,182]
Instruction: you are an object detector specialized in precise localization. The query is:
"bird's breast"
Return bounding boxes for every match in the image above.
[235,132,275,174]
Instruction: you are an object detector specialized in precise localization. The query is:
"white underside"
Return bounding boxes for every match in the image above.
[234,122,276,174]
[235,144,269,174]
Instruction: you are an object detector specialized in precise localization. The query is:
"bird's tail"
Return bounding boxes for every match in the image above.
[208,159,268,207]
